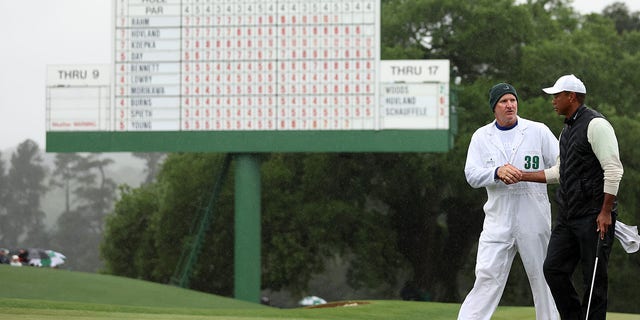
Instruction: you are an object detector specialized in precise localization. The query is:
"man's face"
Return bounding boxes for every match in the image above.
[552,91,572,116]
[494,93,518,127]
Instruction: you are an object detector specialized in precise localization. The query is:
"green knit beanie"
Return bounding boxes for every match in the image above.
[489,83,518,111]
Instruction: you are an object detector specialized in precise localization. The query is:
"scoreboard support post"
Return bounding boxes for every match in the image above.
[234,154,261,302]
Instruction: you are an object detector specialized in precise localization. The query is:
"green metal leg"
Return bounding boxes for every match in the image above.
[234,154,261,303]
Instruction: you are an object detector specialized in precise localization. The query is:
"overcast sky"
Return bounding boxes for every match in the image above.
[1,0,638,151]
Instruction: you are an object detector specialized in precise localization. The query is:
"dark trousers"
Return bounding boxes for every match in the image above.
[543,215,615,320]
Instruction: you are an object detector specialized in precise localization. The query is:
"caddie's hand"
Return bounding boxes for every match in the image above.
[497,164,522,185]
[596,210,612,240]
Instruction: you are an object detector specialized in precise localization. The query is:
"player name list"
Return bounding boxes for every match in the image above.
[115,0,379,131]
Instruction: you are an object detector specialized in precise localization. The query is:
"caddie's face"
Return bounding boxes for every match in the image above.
[494,93,518,127]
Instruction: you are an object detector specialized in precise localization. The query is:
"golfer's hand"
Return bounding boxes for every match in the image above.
[497,164,522,185]
[596,210,612,240]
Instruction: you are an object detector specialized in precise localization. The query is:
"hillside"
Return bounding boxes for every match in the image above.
[0,265,260,310]
[0,265,638,320]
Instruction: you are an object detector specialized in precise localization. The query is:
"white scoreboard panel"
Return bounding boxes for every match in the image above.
[379,60,450,130]
[114,0,380,132]
[46,65,112,131]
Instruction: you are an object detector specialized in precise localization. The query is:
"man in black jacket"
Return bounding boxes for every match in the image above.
[514,74,624,320]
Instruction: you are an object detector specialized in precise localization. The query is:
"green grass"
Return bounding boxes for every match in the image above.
[1,265,638,320]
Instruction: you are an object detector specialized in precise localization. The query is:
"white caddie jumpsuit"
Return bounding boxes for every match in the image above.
[458,117,559,320]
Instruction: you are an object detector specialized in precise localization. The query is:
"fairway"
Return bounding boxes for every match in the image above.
[1,266,638,320]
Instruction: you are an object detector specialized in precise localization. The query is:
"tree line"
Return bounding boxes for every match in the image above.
[2,0,640,312]
[0,143,162,272]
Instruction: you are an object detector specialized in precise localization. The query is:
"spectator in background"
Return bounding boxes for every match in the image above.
[17,248,29,265]
[0,249,10,264]
[10,255,22,267]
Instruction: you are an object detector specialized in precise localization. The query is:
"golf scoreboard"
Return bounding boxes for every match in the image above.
[46,0,453,152]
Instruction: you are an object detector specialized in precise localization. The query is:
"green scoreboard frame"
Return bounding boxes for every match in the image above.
[46,129,454,153]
